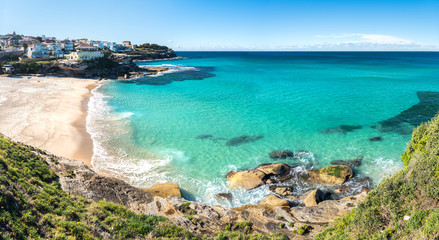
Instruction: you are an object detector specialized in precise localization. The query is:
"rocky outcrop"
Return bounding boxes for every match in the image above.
[259,194,290,207]
[226,163,293,190]
[291,199,357,224]
[307,165,354,185]
[227,170,266,190]
[269,186,294,197]
[14,139,372,239]
[303,189,327,207]
[257,163,291,176]
[143,182,182,198]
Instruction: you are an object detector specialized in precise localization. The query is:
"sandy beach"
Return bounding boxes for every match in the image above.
[0,75,98,168]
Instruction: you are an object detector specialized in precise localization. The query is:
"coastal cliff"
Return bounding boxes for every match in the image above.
[1,114,439,239]
[315,114,439,239]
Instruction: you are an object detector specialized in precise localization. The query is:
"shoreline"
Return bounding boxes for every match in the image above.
[72,83,98,168]
[0,75,97,168]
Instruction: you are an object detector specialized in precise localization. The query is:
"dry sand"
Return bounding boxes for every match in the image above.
[0,75,98,168]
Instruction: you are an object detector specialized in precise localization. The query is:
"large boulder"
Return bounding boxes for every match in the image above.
[304,189,327,207]
[227,170,267,190]
[259,194,290,207]
[257,163,291,176]
[307,165,353,185]
[143,182,182,198]
[269,150,294,159]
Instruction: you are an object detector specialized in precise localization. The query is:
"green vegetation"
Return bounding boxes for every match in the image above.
[137,43,170,51]
[0,54,20,64]
[294,225,311,235]
[83,56,119,70]
[321,165,344,177]
[0,134,194,239]
[11,62,42,74]
[278,223,285,229]
[315,114,439,240]
[288,222,294,227]
[215,232,288,240]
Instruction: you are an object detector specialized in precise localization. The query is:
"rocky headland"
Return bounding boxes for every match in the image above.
[5,46,179,80]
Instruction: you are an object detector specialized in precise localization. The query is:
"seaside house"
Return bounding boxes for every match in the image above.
[61,40,74,52]
[122,41,137,50]
[91,41,105,50]
[0,36,21,47]
[66,43,103,61]
[45,43,64,58]
[26,43,49,59]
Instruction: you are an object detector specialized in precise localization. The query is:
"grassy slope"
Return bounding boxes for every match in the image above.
[0,135,288,240]
[315,115,439,240]
[0,135,194,240]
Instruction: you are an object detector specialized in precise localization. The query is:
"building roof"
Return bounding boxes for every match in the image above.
[75,43,98,51]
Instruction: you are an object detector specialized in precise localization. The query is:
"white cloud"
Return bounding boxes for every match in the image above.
[316,33,414,45]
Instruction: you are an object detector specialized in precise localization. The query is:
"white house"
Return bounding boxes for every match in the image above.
[66,43,103,61]
[27,43,49,59]
[61,40,74,52]
[45,43,64,58]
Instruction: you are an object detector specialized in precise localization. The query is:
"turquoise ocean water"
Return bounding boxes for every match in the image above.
[87,52,439,207]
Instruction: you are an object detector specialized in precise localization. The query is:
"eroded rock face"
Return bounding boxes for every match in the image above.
[259,194,290,207]
[143,182,182,198]
[226,170,267,190]
[269,186,294,196]
[257,163,291,176]
[307,165,354,185]
[291,199,357,224]
[304,189,327,207]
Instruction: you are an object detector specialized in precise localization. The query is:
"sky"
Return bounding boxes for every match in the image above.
[1,0,438,51]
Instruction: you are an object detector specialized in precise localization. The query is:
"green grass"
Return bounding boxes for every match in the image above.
[315,114,439,240]
[0,134,194,239]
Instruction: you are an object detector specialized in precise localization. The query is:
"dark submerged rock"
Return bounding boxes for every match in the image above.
[197,134,213,139]
[330,156,363,167]
[226,135,264,146]
[377,91,439,134]
[320,125,362,134]
[269,150,294,159]
[369,136,383,141]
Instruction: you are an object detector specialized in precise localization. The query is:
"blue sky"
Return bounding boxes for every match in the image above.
[1,0,438,50]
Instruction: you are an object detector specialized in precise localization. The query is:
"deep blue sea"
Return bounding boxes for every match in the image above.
[87,52,439,207]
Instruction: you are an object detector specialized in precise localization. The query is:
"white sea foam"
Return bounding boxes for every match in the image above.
[140,64,197,77]
[86,83,174,188]
[362,157,404,183]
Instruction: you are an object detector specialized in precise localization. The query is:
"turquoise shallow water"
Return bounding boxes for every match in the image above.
[88,52,439,207]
